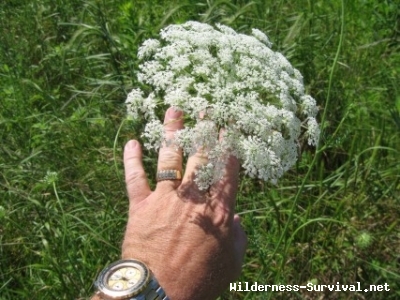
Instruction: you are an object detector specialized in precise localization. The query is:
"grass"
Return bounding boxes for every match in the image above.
[0,0,399,299]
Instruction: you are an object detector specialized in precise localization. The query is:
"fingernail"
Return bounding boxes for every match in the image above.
[167,107,183,118]
[128,140,138,149]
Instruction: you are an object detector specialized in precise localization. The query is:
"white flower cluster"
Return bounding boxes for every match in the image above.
[126,21,320,190]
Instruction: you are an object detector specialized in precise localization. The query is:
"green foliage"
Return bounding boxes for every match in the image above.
[1,0,399,299]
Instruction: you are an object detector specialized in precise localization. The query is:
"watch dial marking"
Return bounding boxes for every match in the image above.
[107,266,141,291]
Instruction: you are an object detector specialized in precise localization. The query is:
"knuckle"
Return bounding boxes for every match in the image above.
[159,148,181,167]
[125,169,147,185]
[209,203,232,227]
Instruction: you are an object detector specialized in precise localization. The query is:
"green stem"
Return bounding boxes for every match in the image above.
[113,118,127,185]
[53,181,64,215]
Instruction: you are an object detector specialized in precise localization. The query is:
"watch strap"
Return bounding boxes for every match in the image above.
[131,277,169,300]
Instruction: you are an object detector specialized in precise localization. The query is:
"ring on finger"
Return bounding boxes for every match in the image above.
[156,169,182,182]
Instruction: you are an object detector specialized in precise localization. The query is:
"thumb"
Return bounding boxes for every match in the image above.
[124,140,151,206]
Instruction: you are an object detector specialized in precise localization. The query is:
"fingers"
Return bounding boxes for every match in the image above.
[156,107,184,191]
[124,140,151,206]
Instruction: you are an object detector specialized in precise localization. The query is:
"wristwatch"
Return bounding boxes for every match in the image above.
[94,259,169,300]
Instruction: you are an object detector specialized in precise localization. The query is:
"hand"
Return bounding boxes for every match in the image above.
[121,107,247,300]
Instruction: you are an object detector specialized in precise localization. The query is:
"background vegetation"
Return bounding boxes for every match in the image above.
[1,0,399,299]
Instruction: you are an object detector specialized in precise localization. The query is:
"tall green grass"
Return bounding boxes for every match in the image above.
[1,0,399,299]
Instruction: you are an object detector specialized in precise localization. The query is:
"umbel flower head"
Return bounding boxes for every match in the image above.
[126,21,320,190]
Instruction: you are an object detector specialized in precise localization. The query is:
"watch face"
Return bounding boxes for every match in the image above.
[96,259,150,299]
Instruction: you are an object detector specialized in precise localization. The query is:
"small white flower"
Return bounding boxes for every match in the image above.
[174,127,195,155]
[164,88,191,108]
[191,120,218,153]
[194,163,215,191]
[142,93,158,119]
[184,21,214,32]
[138,39,161,59]
[169,55,191,72]
[252,28,272,47]
[216,23,237,35]
[306,117,320,146]
[300,95,318,118]
[126,89,144,119]
[217,48,234,65]
[187,96,209,118]
[141,120,165,151]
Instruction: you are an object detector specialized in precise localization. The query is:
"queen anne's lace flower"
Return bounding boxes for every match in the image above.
[126,21,320,190]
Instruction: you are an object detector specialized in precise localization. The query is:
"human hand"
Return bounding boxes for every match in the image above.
[121,107,247,300]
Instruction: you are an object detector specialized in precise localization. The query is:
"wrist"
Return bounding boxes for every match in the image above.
[120,250,219,300]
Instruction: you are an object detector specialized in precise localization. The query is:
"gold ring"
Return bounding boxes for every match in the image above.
[156,170,182,181]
